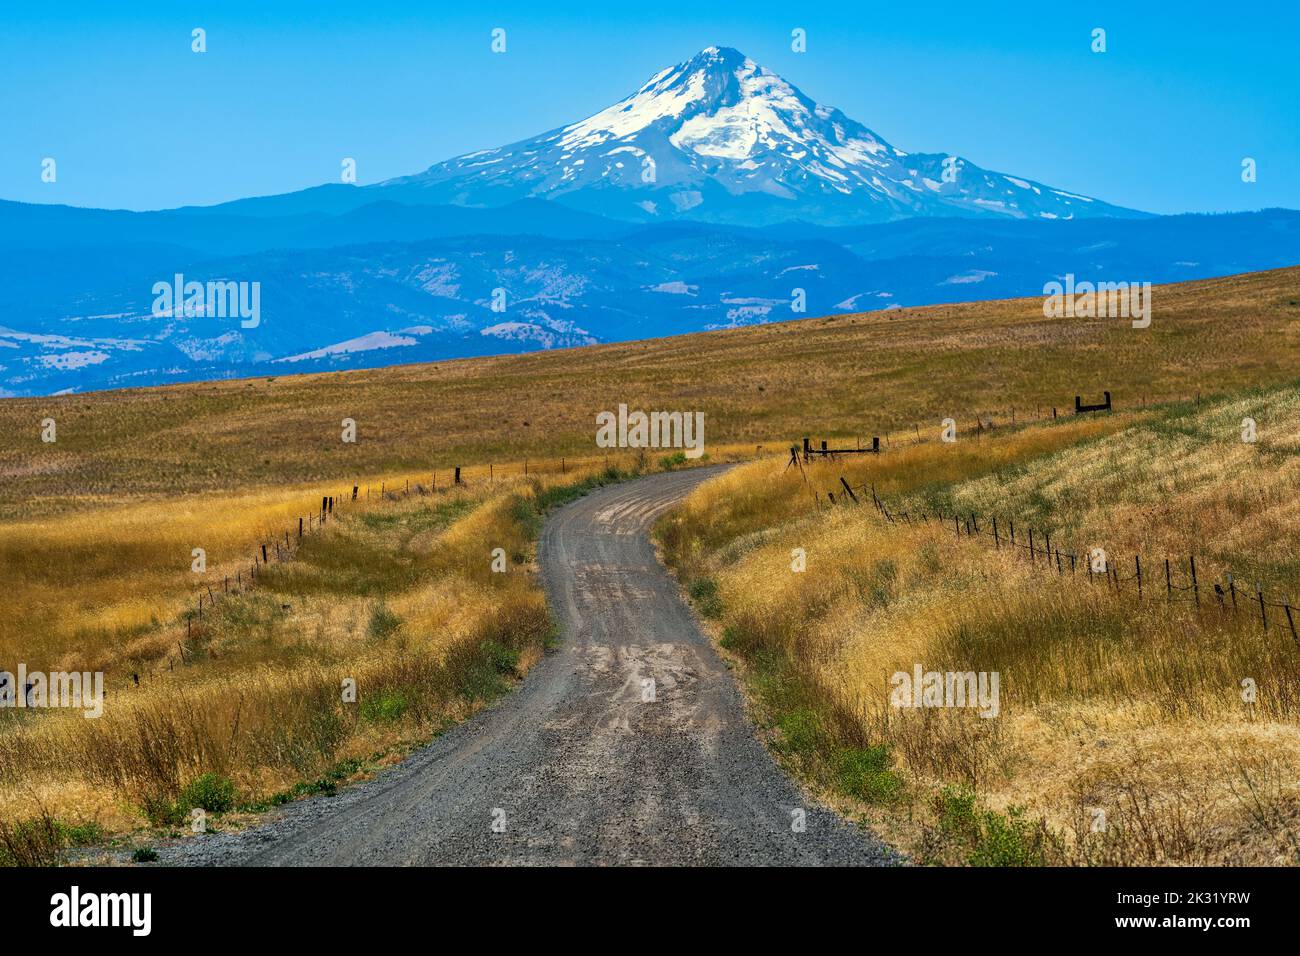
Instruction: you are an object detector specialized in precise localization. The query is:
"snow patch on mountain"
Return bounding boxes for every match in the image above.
[276,331,419,363]
[379,46,1143,227]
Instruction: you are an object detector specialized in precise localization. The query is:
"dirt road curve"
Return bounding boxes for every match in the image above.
[162,467,898,866]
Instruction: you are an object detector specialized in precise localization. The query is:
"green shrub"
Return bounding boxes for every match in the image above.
[55,820,104,847]
[0,812,64,867]
[968,806,1045,867]
[455,640,521,703]
[481,640,520,675]
[776,707,827,756]
[935,785,1046,866]
[508,495,542,539]
[131,847,158,863]
[688,578,723,618]
[937,785,980,839]
[835,745,903,804]
[263,780,321,808]
[367,603,402,639]
[360,690,409,723]
[328,757,363,781]
[141,793,186,827]
[178,772,237,814]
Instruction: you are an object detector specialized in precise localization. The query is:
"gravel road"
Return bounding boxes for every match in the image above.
[159,467,898,866]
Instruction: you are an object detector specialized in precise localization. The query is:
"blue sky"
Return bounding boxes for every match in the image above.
[2,0,1296,214]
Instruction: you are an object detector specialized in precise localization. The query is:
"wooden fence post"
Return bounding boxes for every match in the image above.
[1284,603,1297,643]
[1189,556,1199,607]
[261,544,268,563]
[992,516,999,549]
[1135,555,1142,596]
[455,467,462,484]
[1228,573,1237,609]
[1258,584,1267,631]
[1165,559,1172,601]
[839,477,859,504]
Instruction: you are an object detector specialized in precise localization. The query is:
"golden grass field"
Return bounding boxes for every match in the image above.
[2,266,1296,519]
[659,389,1300,865]
[0,265,1297,862]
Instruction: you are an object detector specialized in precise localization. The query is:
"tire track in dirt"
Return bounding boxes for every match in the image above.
[161,466,898,866]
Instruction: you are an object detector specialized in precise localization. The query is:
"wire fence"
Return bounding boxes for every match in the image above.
[820,477,1299,644]
[173,446,741,668]
[791,388,1222,464]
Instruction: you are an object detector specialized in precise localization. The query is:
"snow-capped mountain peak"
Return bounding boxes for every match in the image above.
[378,46,1142,226]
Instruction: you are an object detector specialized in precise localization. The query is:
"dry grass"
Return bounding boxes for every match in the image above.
[660,388,1300,865]
[0,462,631,843]
[1,267,1297,520]
[1,265,1298,861]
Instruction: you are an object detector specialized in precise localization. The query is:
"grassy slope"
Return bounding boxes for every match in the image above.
[0,463,642,861]
[658,388,1300,865]
[2,266,1297,517]
[1,265,1298,862]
